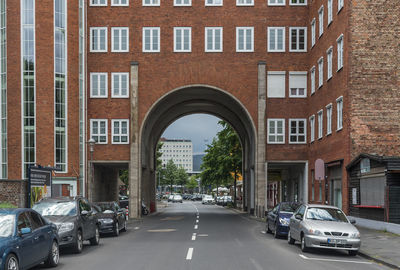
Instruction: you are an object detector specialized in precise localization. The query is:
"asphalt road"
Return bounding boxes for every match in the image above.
[34,201,390,270]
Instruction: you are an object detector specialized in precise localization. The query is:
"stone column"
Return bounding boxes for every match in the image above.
[129,62,140,219]
[256,61,266,217]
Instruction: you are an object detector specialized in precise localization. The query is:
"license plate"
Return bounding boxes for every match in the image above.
[327,239,346,244]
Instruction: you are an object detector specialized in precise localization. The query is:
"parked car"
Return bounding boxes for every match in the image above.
[287,204,361,256]
[0,208,59,270]
[202,195,214,204]
[168,194,174,202]
[172,195,183,203]
[118,194,129,209]
[94,202,127,236]
[222,196,233,206]
[266,202,300,238]
[33,197,100,254]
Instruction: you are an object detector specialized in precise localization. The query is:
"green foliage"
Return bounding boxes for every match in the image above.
[119,169,129,186]
[0,202,17,208]
[176,166,189,191]
[163,159,178,190]
[186,175,199,192]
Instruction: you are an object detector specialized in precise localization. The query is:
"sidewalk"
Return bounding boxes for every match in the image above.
[357,226,400,269]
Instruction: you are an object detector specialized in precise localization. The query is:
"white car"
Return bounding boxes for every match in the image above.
[172,195,183,203]
[202,195,214,204]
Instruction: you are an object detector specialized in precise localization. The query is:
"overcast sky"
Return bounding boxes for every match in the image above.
[161,114,223,154]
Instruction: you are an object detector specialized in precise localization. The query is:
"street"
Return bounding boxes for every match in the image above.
[38,202,389,270]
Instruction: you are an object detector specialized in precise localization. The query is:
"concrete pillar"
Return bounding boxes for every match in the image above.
[129,62,140,218]
[303,162,309,203]
[256,61,266,217]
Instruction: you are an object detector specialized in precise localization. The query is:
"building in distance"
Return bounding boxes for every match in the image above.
[160,138,193,173]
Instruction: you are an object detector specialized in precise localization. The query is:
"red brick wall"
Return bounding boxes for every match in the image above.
[0,180,27,207]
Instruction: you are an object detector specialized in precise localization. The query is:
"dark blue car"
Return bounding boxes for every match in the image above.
[0,208,59,270]
[266,202,300,238]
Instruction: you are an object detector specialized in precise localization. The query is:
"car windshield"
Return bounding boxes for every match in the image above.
[0,214,15,237]
[204,195,212,199]
[280,203,299,213]
[97,203,114,212]
[306,207,348,222]
[33,201,77,216]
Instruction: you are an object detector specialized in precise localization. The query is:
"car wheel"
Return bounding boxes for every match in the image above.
[301,234,309,252]
[5,254,19,270]
[266,222,272,234]
[44,240,59,267]
[73,230,83,254]
[114,222,120,237]
[348,250,358,256]
[287,230,295,245]
[121,220,127,232]
[90,227,100,246]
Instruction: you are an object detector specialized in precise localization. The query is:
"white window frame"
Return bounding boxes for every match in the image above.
[311,18,316,48]
[317,110,323,139]
[289,71,307,98]
[90,73,108,98]
[143,0,160,6]
[309,115,315,142]
[205,27,223,52]
[336,96,343,131]
[289,0,307,6]
[142,27,160,52]
[318,6,324,37]
[112,119,129,144]
[326,103,332,135]
[327,47,333,80]
[267,119,285,144]
[268,27,285,52]
[90,27,108,52]
[111,0,129,6]
[90,0,107,6]
[289,119,307,144]
[338,0,344,12]
[236,27,254,52]
[174,0,191,6]
[111,73,129,98]
[174,27,192,52]
[205,0,223,6]
[337,34,344,71]
[318,57,323,88]
[327,0,333,25]
[310,66,316,94]
[236,0,254,6]
[90,119,108,144]
[268,0,285,6]
[289,27,307,52]
[111,27,129,52]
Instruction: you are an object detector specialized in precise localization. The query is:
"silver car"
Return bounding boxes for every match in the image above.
[288,204,361,256]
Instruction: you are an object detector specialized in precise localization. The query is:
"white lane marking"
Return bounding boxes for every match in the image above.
[260,231,266,234]
[299,254,373,264]
[186,248,194,260]
[192,233,197,241]
[147,229,176,233]
[197,234,208,237]
[194,225,198,230]
[134,227,140,230]
[196,219,199,223]
[249,258,263,270]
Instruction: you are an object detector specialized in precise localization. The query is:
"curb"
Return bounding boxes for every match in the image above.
[358,252,400,270]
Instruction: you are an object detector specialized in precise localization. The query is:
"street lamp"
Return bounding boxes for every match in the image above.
[88,138,96,200]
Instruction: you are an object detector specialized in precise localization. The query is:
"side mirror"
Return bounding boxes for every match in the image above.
[20,227,32,235]
[295,214,303,220]
[349,219,356,225]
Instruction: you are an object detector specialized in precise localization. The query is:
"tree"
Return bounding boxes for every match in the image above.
[176,166,189,192]
[163,159,178,192]
[186,175,198,193]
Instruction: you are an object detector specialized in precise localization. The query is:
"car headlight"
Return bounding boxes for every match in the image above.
[279,218,289,226]
[308,228,323,236]
[350,232,360,238]
[58,223,75,234]
[99,218,114,224]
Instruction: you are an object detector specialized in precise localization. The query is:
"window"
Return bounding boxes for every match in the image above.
[289,72,307,97]
[318,57,323,88]
[267,71,285,98]
[111,73,129,98]
[112,120,129,144]
[318,6,324,37]
[111,27,129,52]
[90,27,107,52]
[289,27,307,52]
[336,96,343,130]
[338,0,344,12]
[327,47,333,79]
[174,0,191,5]
[28,211,44,230]
[311,19,316,47]
[174,27,191,52]
[268,0,285,5]
[268,119,285,144]
[310,66,316,94]
[317,110,323,139]
[268,27,285,52]
[289,119,306,144]
[360,158,370,173]
[290,0,306,5]
[143,27,160,52]
[236,27,254,52]
[205,27,223,52]
[309,115,315,142]
[327,0,333,24]
[237,0,254,6]
[337,34,344,70]
[205,0,222,6]
[90,73,108,98]
[143,0,159,6]
[112,0,128,5]
[90,119,108,144]
[326,104,332,135]
[90,0,107,6]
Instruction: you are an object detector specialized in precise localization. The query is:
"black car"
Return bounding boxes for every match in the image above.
[266,202,300,238]
[33,197,100,254]
[94,201,127,236]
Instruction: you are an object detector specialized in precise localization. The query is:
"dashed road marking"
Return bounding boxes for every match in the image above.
[192,233,197,241]
[194,225,198,230]
[197,234,208,237]
[260,231,266,234]
[299,254,373,264]
[196,219,199,223]
[186,248,194,260]
[147,229,177,233]
[134,227,140,230]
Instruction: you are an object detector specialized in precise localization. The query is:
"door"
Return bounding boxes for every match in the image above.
[17,212,37,269]
[290,205,305,240]
[79,199,96,239]
[28,211,50,260]
[114,202,124,226]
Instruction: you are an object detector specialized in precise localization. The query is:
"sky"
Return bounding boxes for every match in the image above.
[161,114,223,154]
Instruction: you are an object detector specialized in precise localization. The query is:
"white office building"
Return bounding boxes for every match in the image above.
[160,139,193,173]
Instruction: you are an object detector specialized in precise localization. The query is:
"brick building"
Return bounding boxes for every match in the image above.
[0,0,399,218]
